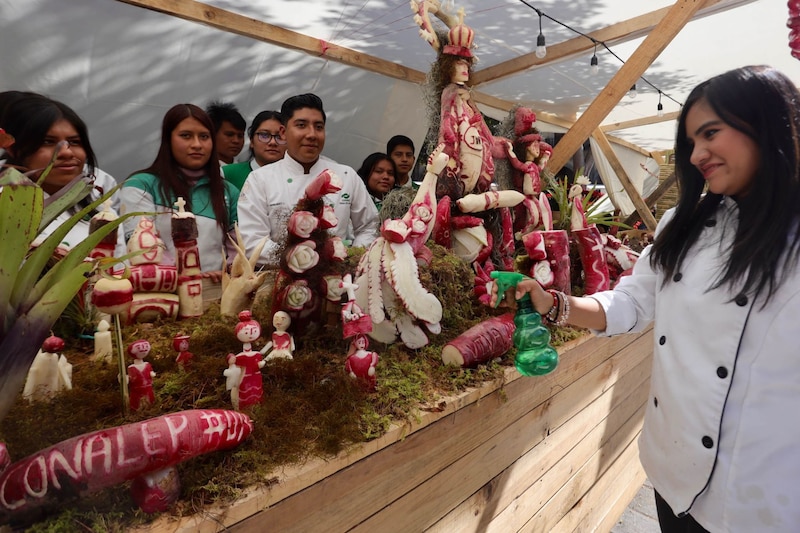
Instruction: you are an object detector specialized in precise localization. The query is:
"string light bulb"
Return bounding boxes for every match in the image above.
[535,11,547,59]
[628,83,637,99]
[657,91,664,117]
[590,43,599,75]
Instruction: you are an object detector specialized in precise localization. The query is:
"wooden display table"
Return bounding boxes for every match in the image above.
[138,326,653,533]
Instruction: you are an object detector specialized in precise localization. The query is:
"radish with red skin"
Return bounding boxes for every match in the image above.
[573,225,611,295]
[0,409,253,517]
[91,276,134,315]
[541,229,571,294]
[441,313,515,367]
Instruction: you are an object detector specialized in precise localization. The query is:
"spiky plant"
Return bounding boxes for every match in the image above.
[0,145,138,423]
[544,169,629,231]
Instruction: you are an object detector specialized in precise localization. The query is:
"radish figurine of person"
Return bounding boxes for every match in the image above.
[22,335,72,403]
[126,339,156,411]
[345,334,379,392]
[230,310,266,409]
[172,333,193,369]
[261,311,295,361]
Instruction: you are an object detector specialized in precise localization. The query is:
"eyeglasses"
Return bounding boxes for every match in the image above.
[255,132,287,145]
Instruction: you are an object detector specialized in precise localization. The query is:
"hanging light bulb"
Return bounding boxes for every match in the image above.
[657,91,664,117]
[535,11,547,59]
[590,43,599,75]
[628,83,637,99]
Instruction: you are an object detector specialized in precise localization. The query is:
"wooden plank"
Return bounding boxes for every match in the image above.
[592,128,659,231]
[600,110,680,133]
[428,356,651,532]
[534,424,644,533]
[349,332,654,532]
[549,437,645,533]
[470,0,739,86]
[115,0,427,84]
[136,329,651,532]
[545,0,709,176]
[230,330,652,532]
[594,468,649,533]
[508,405,645,533]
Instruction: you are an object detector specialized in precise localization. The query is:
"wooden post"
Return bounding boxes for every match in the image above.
[623,172,677,227]
[545,0,708,176]
[591,129,659,231]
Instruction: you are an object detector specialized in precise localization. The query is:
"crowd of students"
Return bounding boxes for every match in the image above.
[0,90,421,274]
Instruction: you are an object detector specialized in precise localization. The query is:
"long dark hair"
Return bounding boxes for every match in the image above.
[132,103,230,231]
[650,65,800,302]
[1,93,98,175]
[356,152,397,197]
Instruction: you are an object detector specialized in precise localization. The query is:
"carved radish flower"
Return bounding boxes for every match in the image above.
[286,241,319,273]
[532,260,554,286]
[284,281,313,310]
[319,205,338,229]
[324,275,345,301]
[304,169,342,200]
[288,211,319,239]
[328,236,347,261]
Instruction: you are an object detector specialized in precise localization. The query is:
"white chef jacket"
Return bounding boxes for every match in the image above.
[237,154,379,264]
[590,197,800,532]
[33,168,126,257]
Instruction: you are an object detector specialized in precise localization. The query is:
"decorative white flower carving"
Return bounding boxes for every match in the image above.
[286,240,319,273]
[532,259,554,286]
[284,281,312,310]
[324,275,345,301]
[288,211,319,239]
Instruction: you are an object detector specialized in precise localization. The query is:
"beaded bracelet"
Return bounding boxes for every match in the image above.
[555,291,571,326]
[544,290,559,322]
[544,290,560,324]
[544,289,571,326]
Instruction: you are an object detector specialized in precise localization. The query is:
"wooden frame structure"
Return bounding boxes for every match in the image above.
[117,0,753,230]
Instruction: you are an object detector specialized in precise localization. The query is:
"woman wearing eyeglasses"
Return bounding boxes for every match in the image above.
[223,110,286,190]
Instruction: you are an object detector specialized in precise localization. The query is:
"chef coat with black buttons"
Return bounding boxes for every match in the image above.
[589,197,800,532]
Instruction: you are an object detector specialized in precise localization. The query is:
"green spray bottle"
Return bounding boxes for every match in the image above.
[490,271,559,376]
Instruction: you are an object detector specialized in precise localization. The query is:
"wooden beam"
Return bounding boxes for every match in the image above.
[600,111,680,132]
[115,0,427,84]
[470,92,652,158]
[545,0,707,176]
[470,0,750,86]
[622,171,677,226]
[592,129,658,231]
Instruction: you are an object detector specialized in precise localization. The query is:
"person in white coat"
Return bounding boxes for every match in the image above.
[237,93,378,265]
[492,65,800,533]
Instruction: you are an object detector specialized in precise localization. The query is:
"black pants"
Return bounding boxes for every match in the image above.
[654,490,710,533]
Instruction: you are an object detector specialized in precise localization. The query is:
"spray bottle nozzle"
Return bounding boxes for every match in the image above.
[490,271,529,308]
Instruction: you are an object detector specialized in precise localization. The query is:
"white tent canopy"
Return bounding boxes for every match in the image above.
[1,0,797,210]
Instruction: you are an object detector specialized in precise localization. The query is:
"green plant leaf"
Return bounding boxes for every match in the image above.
[17,210,147,313]
[11,181,149,311]
[39,173,95,231]
[0,169,43,338]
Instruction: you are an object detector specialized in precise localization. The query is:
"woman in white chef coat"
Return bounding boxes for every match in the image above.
[493,65,800,533]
